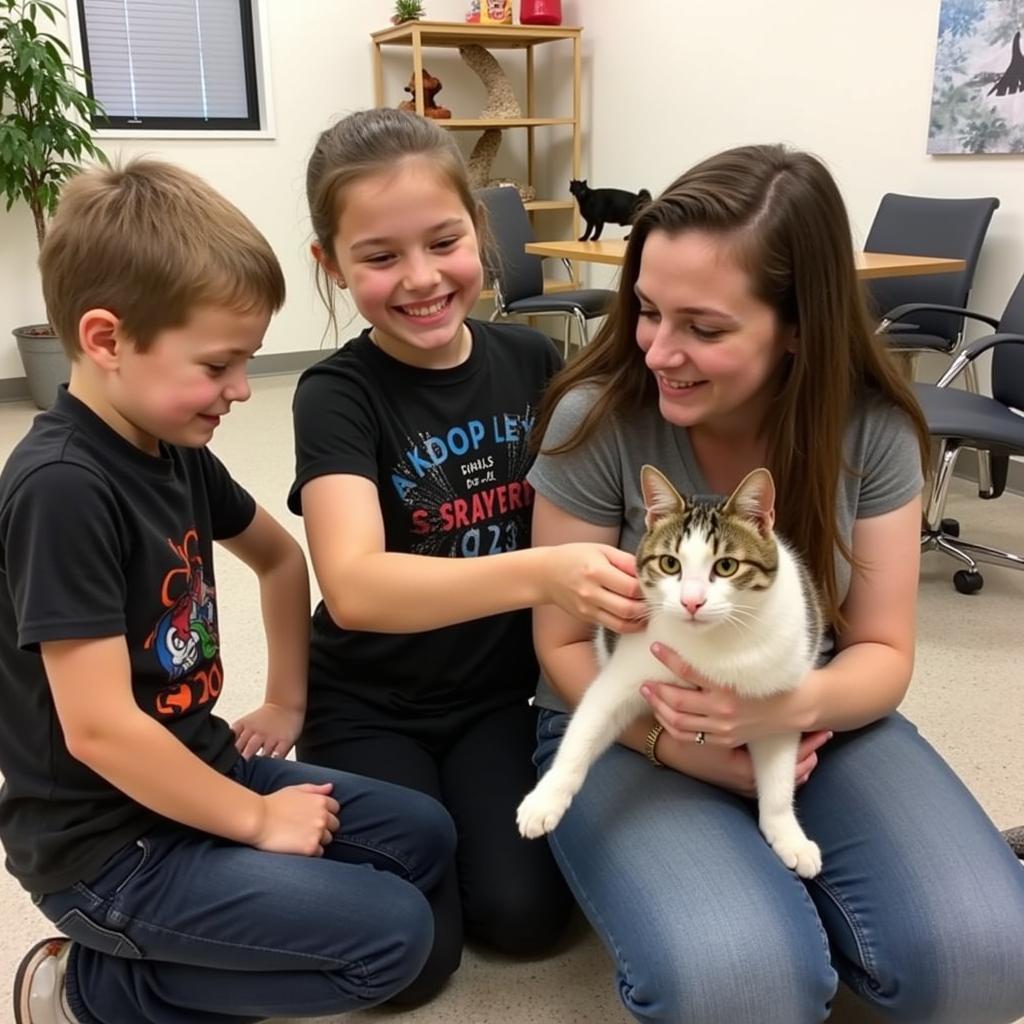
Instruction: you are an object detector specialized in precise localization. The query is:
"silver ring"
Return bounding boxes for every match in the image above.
[694,731,706,745]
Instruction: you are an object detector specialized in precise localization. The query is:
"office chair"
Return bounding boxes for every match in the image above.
[915,273,1024,594]
[477,186,615,355]
[867,193,999,363]
[865,193,1000,499]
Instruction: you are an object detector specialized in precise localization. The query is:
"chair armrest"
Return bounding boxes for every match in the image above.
[936,332,1024,388]
[879,302,999,331]
[877,322,920,333]
[882,332,957,355]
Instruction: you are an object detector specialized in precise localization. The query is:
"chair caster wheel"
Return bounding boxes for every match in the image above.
[953,570,983,595]
[940,517,960,537]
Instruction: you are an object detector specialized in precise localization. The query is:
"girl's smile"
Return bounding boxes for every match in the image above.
[323,157,485,370]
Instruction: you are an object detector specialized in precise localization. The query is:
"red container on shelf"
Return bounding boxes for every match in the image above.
[520,0,562,25]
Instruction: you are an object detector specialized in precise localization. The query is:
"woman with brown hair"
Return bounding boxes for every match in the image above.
[528,144,1024,1023]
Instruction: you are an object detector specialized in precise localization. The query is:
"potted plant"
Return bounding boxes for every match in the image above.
[391,1,425,25]
[1,0,107,408]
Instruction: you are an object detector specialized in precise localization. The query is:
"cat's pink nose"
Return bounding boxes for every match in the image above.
[682,596,706,616]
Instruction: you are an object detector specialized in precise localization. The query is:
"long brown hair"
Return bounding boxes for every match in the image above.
[534,144,929,628]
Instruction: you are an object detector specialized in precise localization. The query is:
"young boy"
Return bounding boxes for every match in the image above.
[0,160,455,1024]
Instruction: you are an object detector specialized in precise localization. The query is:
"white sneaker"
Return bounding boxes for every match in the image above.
[13,937,78,1024]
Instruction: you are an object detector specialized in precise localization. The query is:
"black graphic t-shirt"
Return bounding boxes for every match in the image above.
[289,320,561,724]
[0,388,255,893]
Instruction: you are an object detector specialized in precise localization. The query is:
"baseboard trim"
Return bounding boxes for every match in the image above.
[953,449,1024,497]
[0,377,30,402]
[0,348,331,404]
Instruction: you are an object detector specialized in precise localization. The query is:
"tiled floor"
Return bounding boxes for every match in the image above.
[1,374,1021,1023]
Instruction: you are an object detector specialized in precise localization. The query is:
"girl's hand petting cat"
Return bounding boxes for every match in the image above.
[544,543,646,633]
[231,701,305,759]
[659,730,832,797]
[641,642,817,747]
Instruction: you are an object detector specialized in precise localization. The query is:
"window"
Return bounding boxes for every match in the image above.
[76,0,262,131]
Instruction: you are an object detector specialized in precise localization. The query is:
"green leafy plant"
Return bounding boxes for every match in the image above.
[0,0,107,249]
[391,0,426,25]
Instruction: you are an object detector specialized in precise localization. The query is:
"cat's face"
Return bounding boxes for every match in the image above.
[568,179,587,196]
[636,466,778,628]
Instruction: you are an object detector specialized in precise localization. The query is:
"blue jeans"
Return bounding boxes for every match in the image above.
[32,755,456,1023]
[535,709,1024,1024]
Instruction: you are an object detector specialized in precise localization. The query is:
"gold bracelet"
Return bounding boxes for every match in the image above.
[644,722,665,767]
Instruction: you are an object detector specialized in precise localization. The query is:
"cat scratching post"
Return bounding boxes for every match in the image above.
[460,45,534,201]
[467,129,503,189]
[459,44,521,119]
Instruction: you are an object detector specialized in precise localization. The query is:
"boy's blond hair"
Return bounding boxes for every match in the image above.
[40,159,286,358]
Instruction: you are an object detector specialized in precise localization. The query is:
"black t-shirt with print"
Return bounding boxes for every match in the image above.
[289,319,561,726]
[0,388,255,893]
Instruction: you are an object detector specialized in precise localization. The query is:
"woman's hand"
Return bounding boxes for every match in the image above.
[542,543,647,633]
[658,729,833,798]
[640,642,816,746]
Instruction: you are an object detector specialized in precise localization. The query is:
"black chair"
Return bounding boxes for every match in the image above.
[915,274,1024,594]
[867,193,999,364]
[866,193,1000,498]
[477,186,615,355]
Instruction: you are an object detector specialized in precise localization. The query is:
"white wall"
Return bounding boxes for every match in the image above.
[3,0,1022,382]
[0,0,478,381]
[574,0,1022,354]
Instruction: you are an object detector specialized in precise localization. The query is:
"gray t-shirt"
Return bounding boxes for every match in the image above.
[527,386,924,712]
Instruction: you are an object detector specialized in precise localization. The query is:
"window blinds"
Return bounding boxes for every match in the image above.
[79,0,258,128]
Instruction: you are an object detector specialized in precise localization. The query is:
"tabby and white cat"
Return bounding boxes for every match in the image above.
[517,465,825,878]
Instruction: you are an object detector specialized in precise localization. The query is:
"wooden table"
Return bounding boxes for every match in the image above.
[524,240,967,278]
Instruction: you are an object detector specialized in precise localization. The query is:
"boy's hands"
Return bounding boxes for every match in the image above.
[251,783,341,857]
[231,702,304,759]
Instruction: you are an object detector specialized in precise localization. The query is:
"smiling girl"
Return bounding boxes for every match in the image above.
[287,109,646,1003]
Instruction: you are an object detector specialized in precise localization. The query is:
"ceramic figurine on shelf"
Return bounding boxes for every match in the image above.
[397,69,452,119]
[480,0,512,24]
[465,0,481,22]
[391,0,425,25]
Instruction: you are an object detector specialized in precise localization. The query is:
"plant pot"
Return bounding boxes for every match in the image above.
[13,324,71,410]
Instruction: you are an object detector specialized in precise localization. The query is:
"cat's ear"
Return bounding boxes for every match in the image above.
[725,468,776,536]
[641,465,685,528]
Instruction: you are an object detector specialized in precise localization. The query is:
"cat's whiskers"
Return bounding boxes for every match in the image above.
[721,606,760,629]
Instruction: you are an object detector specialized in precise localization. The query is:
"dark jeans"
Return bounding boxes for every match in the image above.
[32,755,456,1024]
[298,699,573,1003]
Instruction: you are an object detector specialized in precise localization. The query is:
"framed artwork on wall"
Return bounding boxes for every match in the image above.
[929,0,1024,154]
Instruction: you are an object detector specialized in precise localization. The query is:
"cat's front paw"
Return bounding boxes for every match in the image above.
[761,821,823,879]
[517,781,573,839]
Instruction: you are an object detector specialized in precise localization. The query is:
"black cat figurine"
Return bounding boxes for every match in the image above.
[569,179,652,241]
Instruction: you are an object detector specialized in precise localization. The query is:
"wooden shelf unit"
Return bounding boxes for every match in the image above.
[371,21,583,292]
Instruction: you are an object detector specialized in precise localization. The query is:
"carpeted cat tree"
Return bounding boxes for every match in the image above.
[460,44,534,201]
